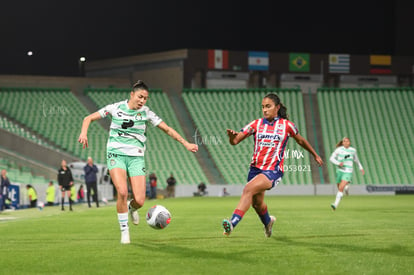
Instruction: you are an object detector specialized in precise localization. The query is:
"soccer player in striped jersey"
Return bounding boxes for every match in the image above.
[329,137,365,210]
[222,93,323,237]
[78,80,198,244]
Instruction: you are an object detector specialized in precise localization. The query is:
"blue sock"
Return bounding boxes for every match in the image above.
[230,209,245,227]
[256,206,271,226]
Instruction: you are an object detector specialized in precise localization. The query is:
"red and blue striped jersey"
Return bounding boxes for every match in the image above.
[241,117,298,171]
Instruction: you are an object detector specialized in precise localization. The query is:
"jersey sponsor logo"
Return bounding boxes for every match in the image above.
[257,133,281,141]
[121,119,134,129]
[259,141,276,147]
[108,153,118,158]
[117,111,129,117]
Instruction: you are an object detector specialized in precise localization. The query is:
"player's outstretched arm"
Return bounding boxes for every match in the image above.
[157,122,198,152]
[226,129,248,145]
[293,133,323,166]
[78,112,102,149]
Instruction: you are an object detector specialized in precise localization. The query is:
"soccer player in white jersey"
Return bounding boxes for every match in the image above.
[78,80,198,244]
[222,93,323,237]
[329,137,365,210]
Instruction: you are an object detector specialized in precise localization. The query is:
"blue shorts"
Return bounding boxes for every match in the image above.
[247,166,283,189]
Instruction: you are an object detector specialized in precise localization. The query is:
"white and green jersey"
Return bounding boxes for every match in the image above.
[98,100,162,156]
[329,146,363,174]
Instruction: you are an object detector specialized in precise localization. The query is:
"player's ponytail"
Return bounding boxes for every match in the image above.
[336,137,350,147]
[278,103,288,119]
[264,93,288,119]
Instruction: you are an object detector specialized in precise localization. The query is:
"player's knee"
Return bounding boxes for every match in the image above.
[117,189,128,200]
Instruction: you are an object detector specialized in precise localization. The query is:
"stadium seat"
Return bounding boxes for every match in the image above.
[317,87,414,185]
[85,88,208,186]
[183,88,312,185]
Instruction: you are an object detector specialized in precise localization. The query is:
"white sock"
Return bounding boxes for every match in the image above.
[118,212,129,232]
[334,192,343,207]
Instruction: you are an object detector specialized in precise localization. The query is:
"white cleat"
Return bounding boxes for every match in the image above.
[264,216,276,238]
[128,200,139,225]
[120,230,130,244]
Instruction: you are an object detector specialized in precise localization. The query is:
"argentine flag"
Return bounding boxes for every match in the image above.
[248,51,269,71]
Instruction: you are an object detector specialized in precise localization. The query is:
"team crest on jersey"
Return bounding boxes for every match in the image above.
[135,112,143,120]
[110,159,116,166]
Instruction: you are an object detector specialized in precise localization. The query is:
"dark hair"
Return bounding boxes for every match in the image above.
[264,93,288,119]
[26,184,37,194]
[132,80,149,92]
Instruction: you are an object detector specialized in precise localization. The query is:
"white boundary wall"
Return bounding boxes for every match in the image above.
[13,183,411,208]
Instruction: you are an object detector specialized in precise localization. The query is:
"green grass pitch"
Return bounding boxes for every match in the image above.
[1,195,413,274]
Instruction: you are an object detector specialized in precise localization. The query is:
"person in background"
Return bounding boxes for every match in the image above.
[58,159,74,211]
[149,173,157,199]
[166,173,176,198]
[198,182,207,196]
[46,181,55,206]
[222,93,323,237]
[77,184,85,203]
[1,169,11,211]
[219,187,230,197]
[329,137,365,211]
[70,185,77,204]
[194,182,207,196]
[145,176,151,198]
[84,157,99,208]
[77,80,198,244]
[26,184,37,208]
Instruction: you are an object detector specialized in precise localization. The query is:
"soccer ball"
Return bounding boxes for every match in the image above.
[146,205,171,229]
[37,201,44,210]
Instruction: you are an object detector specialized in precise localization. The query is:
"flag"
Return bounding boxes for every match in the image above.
[329,54,350,73]
[289,53,310,72]
[370,55,392,74]
[208,49,229,69]
[248,51,269,71]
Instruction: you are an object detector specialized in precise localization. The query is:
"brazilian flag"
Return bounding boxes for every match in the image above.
[289,53,310,72]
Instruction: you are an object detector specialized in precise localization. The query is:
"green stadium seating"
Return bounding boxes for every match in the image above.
[317,88,414,185]
[85,88,209,186]
[183,89,312,185]
[0,87,108,164]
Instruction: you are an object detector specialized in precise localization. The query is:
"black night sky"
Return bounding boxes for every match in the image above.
[0,0,412,76]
